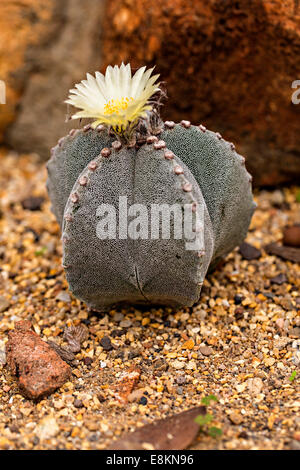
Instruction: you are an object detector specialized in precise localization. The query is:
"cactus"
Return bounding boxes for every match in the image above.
[47,64,255,310]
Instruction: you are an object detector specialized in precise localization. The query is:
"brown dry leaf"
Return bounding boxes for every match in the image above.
[265,243,300,263]
[108,406,206,450]
[47,341,75,365]
[63,323,89,353]
[113,366,141,403]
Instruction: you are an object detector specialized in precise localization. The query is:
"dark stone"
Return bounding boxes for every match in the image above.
[239,242,261,260]
[283,225,300,248]
[234,294,243,305]
[270,273,287,285]
[100,336,113,351]
[139,396,148,405]
[21,196,44,211]
[83,357,93,366]
[74,399,84,408]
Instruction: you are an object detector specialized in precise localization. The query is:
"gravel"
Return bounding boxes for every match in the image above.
[0,150,299,450]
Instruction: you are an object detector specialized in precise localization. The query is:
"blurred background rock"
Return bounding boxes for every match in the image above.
[0,0,299,186]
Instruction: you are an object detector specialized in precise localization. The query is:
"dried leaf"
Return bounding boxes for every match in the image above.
[47,341,75,364]
[265,243,300,263]
[108,406,206,450]
[63,323,89,353]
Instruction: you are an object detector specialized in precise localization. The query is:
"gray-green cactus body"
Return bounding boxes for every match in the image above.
[47,125,114,226]
[47,121,255,309]
[161,122,254,263]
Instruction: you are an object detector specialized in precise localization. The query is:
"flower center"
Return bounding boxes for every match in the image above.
[104,97,133,115]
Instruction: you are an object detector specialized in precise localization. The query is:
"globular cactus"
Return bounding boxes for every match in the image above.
[47,64,255,310]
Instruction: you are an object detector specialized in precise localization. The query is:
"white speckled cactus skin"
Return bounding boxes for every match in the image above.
[47,120,256,310]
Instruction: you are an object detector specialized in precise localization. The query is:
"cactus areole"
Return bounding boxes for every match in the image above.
[47,64,256,310]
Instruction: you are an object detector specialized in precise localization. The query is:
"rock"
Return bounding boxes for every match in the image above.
[234,295,243,305]
[199,346,213,356]
[2,1,300,187]
[182,339,195,350]
[0,0,56,142]
[239,242,261,260]
[139,396,148,405]
[119,319,132,328]
[172,360,185,370]
[289,327,300,339]
[275,318,285,330]
[83,356,93,366]
[176,375,187,385]
[6,320,71,399]
[36,416,59,440]
[0,437,12,450]
[0,340,6,365]
[74,399,84,408]
[113,366,141,403]
[246,377,263,396]
[108,406,206,450]
[234,306,244,320]
[55,291,71,302]
[264,357,276,367]
[270,273,287,285]
[127,389,145,403]
[293,432,300,442]
[3,0,106,160]
[21,196,44,211]
[113,312,124,322]
[270,190,285,207]
[101,0,300,187]
[0,296,10,313]
[290,440,300,451]
[100,336,113,351]
[229,411,243,425]
[283,225,300,248]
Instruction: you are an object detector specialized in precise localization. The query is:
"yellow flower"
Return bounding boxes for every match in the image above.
[65,63,160,133]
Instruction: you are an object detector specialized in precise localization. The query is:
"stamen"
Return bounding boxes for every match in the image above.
[104,97,134,115]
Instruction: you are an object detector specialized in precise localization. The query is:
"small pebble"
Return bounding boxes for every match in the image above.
[74,399,84,409]
[55,291,71,302]
[0,297,10,313]
[199,346,213,356]
[239,242,261,260]
[119,319,132,328]
[270,273,287,285]
[100,336,113,351]
[283,225,300,248]
[21,196,44,211]
[139,396,148,405]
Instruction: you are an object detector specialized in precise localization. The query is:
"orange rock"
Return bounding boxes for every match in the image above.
[6,320,71,399]
[182,338,195,350]
[0,0,55,141]
[101,0,300,187]
[113,366,141,404]
[283,225,300,248]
